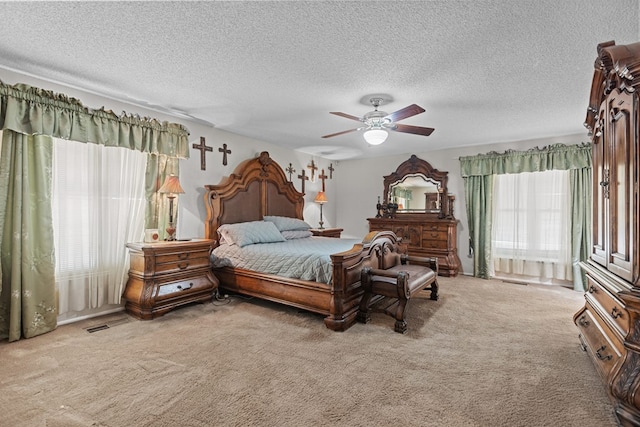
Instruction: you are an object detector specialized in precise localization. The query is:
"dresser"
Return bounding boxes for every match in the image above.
[368,154,461,277]
[574,40,640,426]
[368,217,461,276]
[123,239,219,319]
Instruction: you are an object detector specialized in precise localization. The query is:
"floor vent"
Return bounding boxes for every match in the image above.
[84,316,129,333]
[86,324,110,333]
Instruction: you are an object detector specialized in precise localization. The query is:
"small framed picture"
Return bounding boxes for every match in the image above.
[144,229,160,243]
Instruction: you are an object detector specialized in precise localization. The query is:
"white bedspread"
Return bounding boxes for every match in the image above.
[211,237,361,284]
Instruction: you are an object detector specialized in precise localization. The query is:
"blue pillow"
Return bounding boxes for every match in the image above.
[218,221,286,247]
[263,216,311,232]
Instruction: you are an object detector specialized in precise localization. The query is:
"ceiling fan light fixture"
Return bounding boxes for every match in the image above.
[363,129,388,145]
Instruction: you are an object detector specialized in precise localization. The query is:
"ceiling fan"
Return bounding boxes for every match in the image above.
[321,97,435,145]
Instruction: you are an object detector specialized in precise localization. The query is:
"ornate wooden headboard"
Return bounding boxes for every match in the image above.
[203,151,305,241]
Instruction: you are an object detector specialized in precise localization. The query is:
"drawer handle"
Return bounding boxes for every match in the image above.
[430,233,439,238]
[596,345,612,361]
[588,285,595,293]
[578,315,590,327]
[177,262,189,270]
[178,253,189,260]
[177,283,193,291]
[611,307,623,319]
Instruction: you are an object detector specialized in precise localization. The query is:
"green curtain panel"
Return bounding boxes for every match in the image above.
[0,131,57,341]
[0,81,190,340]
[459,143,592,290]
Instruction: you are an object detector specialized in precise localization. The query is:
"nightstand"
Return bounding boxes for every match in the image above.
[310,228,343,238]
[123,239,219,319]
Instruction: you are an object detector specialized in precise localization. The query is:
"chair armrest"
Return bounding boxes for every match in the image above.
[362,266,407,279]
[401,254,438,274]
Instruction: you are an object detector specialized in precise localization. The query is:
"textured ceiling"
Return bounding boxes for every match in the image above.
[0,1,638,159]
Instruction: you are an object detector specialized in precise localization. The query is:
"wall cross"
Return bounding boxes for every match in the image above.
[307,159,318,182]
[192,136,213,170]
[286,163,296,182]
[298,169,309,194]
[318,169,328,192]
[328,163,335,179]
[218,143,232,166]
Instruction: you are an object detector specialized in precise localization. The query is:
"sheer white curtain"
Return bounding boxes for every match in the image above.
[491,169,572,284]
[52,139,147,323]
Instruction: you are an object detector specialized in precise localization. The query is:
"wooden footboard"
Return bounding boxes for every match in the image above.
[215,230,402,331]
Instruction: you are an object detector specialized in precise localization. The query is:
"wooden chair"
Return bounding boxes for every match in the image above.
[357,254,438,333]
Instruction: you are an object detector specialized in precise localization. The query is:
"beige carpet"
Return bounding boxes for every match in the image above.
[0,275,617,427]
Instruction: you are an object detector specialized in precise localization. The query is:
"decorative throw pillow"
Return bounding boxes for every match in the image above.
[281,230,313,240]
[263,215,311,232]
[218,221,286,247]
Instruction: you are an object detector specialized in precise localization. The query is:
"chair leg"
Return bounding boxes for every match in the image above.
[394,298,409,334]
[430,279,439,301]
[357,291,372,324]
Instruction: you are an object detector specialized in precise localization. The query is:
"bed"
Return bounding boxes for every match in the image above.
[203,151,404,331]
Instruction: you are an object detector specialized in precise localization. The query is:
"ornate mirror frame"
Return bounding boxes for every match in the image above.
[382,154,454,219]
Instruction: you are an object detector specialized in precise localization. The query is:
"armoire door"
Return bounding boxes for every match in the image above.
[606,89,638,284]
[591,108,607,267]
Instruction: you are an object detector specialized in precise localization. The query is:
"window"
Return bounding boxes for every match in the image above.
[491,169,572,283]
[52,139,147,323]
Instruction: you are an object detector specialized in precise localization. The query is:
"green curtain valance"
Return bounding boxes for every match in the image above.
[0,81,190,158]
[459,143,591,177]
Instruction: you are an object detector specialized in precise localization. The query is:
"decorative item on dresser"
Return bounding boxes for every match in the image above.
[574,40,640,426]
[367,154,461,277]
[123,239,219,319]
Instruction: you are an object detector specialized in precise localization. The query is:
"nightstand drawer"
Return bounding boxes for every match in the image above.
[156,275,214,301]
[155,250,211,274]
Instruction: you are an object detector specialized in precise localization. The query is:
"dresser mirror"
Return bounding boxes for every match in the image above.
[388,174,442,213]
[382,154,453,218]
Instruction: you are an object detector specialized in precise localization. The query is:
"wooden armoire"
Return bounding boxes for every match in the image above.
[574,40,640,426]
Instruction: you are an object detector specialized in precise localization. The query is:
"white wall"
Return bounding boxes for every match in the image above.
[335,133,590,275]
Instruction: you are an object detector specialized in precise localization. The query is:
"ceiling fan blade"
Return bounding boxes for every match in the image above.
[393,124,435,136]
[385,104,425,122]
[330,112,363,122]
[321,128,360,138]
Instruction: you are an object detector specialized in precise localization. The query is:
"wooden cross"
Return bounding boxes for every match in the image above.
[319,169,328,192]
[297,169,309,194]
[307,159,318,182]
[286,163,296,182]
[328,163,335,179]
[192,136,213,170]
[218,143,232,166]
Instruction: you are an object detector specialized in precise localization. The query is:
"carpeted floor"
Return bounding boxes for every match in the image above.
[0,275,618,426]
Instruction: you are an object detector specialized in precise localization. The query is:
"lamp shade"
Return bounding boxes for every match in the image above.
[158,175,185,194]
[314,191,328,204]
[363,129,388,145]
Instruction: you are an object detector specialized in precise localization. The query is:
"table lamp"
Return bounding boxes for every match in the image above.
[314,191,328,229]
[158,174,185,241]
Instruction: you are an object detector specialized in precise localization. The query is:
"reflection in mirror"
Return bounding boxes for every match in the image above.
[389,174,442,212]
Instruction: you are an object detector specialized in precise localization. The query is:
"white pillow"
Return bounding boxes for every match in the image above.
[281,230,313,240]
[263,215,311,231]
[218,221,286,247]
